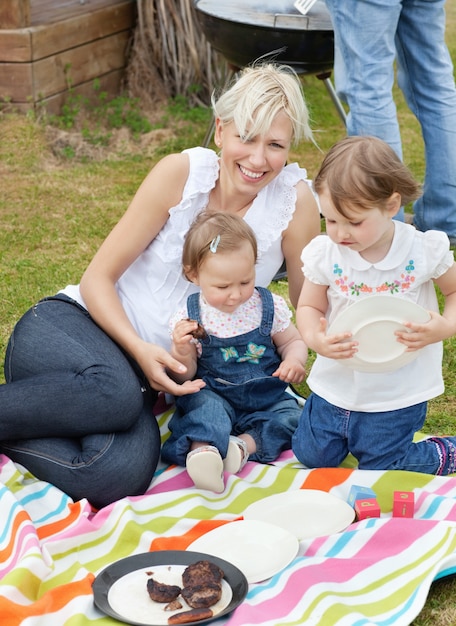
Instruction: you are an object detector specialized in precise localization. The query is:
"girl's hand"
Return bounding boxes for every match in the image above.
[314,317,358,359]
[172,318,199,358]
[272,359,306,384]
[396,310,450,350]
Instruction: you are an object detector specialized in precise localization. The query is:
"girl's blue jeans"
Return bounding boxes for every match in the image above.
[162,386,301,466]
[292,392,456,475]
[0,295,161,508]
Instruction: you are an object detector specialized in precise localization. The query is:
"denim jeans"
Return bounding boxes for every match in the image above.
[325,0,456,237]
[0,295,161,508]
[161,287,301,466]
[292,392,456,474]
[162,387,301,466]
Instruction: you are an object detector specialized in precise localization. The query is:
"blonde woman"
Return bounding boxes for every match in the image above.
[1,63,319,507]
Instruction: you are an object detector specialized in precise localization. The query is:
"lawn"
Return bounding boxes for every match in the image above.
[0,4,456,624]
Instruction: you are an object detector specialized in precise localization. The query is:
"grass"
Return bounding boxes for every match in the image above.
[0,5,455,623]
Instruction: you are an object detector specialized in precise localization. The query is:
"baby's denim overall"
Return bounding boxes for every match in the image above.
[161,288,302,466]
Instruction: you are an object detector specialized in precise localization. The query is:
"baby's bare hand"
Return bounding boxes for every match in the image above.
[272,360,306,384]
[172,318,199,344]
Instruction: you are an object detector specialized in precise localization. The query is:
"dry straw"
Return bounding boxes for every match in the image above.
[126,0,225,106]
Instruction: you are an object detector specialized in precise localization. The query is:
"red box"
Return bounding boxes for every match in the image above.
[354,498,381,520]
[393,491,415,518]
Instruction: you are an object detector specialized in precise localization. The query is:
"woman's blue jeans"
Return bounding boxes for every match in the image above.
[0,295,161,508]
[292,392,456,475]
[325,0,456,237]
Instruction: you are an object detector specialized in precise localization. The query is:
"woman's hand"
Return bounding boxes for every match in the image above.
[137,342,205,396]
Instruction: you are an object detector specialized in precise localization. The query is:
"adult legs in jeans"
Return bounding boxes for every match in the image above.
[325,0,456,236]
[293,393,456,475]
[0,297,161,508]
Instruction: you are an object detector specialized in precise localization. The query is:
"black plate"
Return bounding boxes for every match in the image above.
[92,550,249,625]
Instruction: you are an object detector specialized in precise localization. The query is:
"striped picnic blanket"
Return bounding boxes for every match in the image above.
[2,406,456,625]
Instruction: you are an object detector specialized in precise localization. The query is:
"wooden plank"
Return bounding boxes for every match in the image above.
[32,30,130,100]
[0,63,33,101]
[0,67,125,113]
[0,30,32,62]
[34,68,125,114]
[30,0,126,26]
[0,0,31,29]
[0,1,135,62]
[30,1,136,60]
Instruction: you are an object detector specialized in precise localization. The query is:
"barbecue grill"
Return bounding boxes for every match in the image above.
[194,0,346,146]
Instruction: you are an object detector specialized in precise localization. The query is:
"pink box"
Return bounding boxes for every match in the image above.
[354,498,381,520]
[393,491,415,518]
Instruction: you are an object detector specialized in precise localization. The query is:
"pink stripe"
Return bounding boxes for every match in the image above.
[0,455,11,470]
[304,518,439,560]
[428,478,456,496]
[227,519,443,625]
[0,528,40,577]
[148,463,258,494]
[415,493,456,521]
[227,559,375,625]
[148,471,193,494]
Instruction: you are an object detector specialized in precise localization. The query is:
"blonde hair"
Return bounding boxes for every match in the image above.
[314,135,422,217]
[212,63,312,145]
[182,212,257,280]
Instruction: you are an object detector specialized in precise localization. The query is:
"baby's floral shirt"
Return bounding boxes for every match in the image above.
[169,289,292,353]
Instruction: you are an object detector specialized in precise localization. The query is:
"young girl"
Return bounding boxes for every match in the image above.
[162,212,307,492]
[292,135,456,475]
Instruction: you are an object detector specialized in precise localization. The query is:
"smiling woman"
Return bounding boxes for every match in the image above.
[0,62,320,509]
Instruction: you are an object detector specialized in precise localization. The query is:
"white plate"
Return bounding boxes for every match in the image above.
[328,295,430,372]
[243,490,355,540]
[187,520,299,583]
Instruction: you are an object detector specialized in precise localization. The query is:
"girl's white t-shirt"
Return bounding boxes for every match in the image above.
[301,221,454,412]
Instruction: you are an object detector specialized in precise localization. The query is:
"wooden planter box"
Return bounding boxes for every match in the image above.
[0,0,137,113]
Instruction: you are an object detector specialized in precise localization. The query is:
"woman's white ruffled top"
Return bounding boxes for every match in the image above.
[61,147,311,349]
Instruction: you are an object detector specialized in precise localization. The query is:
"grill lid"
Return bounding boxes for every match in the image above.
[194,0,333,31]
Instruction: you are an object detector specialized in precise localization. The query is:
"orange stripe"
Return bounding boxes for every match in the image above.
[0,574,95,625]
[300,467,354,491]
[0,510,31,562]
[149,519,235,551]
[37,502,83,540]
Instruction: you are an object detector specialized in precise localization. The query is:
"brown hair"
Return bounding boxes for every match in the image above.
[314,136,422,218]
[182,212,258,280]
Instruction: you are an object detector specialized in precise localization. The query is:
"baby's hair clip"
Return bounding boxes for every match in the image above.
[210,235,221,253]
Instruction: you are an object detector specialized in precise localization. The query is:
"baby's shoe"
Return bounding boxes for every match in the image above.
[186,445,224,492]
[223,436,249,474]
